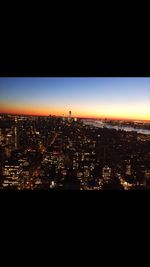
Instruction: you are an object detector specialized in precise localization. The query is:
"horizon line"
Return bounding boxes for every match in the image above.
[0,112,150,123]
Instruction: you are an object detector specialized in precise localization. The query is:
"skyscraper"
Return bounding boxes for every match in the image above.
[13,126,21,150]
[68,110,72,122]
[14,126,17,149]
[102,166,111,182]
[0,128,2,145]
[126,160,131,176]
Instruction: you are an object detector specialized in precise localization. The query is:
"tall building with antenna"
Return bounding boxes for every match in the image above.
[101,144,111,183]
[68,110,72,122]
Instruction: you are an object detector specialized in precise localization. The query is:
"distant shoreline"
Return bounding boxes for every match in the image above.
[0,113,150,123]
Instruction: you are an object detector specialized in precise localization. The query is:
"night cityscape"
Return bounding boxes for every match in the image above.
[0,78,150,190]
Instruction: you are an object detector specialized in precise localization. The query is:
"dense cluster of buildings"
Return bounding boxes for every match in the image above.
[0,113,150,190]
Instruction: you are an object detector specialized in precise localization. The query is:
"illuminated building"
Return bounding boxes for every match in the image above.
[84,167,90,178]
[6,133,12,146]
[102,166,111,182]
[13,126,21,150]
[2,159,22,189]
[14,126,17,149]
[0,128,3,145]
[0,128,2,144]
[18,164,31,189]
[50,180,55,188]
[126,160,131,176]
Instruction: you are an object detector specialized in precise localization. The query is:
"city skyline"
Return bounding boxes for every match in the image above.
[0,78,150,121]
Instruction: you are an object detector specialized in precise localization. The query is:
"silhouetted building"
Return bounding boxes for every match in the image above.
[68,110,72,122]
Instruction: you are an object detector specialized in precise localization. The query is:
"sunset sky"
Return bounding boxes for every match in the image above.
[0,78,150,121]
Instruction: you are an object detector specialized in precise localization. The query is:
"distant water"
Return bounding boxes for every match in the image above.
[82,120,150,135]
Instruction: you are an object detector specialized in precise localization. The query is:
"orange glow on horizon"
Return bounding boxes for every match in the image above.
[0,101,149,122]
[0,109,150,122]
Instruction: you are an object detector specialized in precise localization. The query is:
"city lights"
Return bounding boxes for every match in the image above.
[0,113,150,190]
[0,78,150,190]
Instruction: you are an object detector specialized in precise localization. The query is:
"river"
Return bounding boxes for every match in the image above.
[82,120,150,135]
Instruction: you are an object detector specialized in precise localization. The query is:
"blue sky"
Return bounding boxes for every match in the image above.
[0,77,150,119]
